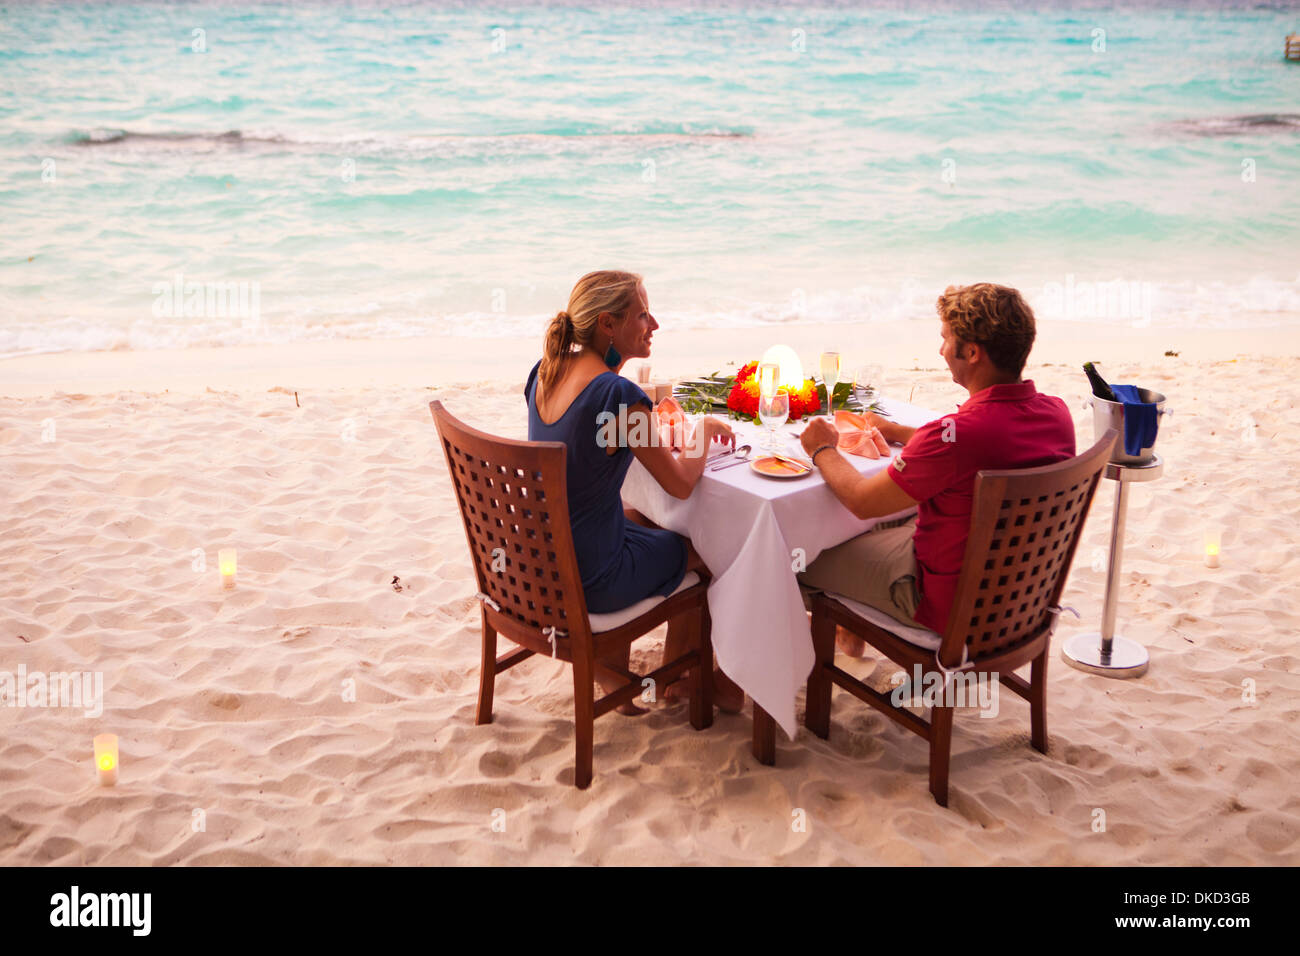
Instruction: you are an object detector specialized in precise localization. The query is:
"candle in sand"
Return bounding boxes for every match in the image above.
[94,733,118,787]
[219,548,237,589]
[1204,529,1221,568]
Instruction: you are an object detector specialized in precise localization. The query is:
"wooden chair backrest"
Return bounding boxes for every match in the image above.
[430,400,591,642]
[939,429,1118,668]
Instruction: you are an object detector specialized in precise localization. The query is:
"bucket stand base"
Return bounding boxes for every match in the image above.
[1061,631,1149,679]
[1062,453,1162,681]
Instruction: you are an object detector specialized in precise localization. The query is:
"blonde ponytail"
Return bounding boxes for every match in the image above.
[540,310,576,392]
[539,270,643,392]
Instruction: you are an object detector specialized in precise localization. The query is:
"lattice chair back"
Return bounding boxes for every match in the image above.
[430,401,591,646]
[939,430,1117,669]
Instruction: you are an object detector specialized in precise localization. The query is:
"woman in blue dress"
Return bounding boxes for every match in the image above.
[527,270,743,713]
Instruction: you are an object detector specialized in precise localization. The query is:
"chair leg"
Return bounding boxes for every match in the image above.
[805,604,835,739]
[689,603,714,731]
[1030,649,1048,754]
[572,655,595,789]
[929,704,953,807]
[752,704,776,765]
[476,616,496,725]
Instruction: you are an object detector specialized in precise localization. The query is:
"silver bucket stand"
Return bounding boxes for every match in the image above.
[1061,454,1162,678]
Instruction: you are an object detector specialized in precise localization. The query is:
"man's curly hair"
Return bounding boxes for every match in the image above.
[936,283,1036,376]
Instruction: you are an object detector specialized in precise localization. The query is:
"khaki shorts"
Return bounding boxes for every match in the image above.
[798,515,924,629]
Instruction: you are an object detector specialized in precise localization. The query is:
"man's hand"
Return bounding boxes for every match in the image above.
[862,410,895,442]
[799,417,839,457]
[798,415,919,520]
[864,410,913,446]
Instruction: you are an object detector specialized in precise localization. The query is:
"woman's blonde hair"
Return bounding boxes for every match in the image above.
[540,270,644,392]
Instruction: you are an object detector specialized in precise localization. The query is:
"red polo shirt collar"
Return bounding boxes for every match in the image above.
[958,379,1038,411]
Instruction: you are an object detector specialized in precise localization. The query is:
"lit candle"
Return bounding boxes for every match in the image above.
[219,548,237,589]
[758,362,778,399]
[1204,530,1221,568]
[94,733,118,787]
[759,345,805,390]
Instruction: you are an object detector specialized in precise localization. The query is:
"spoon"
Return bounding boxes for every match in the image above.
[707,442,749,462]
[708,444,753,471]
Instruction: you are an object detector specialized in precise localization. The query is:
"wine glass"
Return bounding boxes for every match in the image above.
[854,364,883,400]
[820,351,841,416]
[758,388,789,454]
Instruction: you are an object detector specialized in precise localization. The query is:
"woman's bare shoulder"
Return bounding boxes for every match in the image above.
[536,356,612,422]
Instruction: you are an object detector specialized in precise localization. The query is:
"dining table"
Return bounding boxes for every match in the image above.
[620,394,942,753]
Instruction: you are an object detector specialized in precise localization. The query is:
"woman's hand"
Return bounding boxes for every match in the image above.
[684,415,735,458]
[631,410,734,499]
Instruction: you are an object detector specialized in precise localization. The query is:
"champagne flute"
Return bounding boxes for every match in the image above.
[757,362,779,399]
[820,350,841,416]
[758,388,789,455]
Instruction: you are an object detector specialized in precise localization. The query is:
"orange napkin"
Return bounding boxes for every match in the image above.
[833,410,891,459]
[655,396,694,452]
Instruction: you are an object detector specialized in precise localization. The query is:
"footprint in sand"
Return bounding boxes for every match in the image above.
[1246,813,1298,854]
[205,691,242,711]
[478,750,518,778]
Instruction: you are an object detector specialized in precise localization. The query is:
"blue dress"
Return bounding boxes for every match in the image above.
[526,360,688,614]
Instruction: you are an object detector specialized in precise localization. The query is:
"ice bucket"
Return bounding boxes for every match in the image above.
[1089,388,1168,465]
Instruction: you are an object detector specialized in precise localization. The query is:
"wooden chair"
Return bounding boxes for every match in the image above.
[794,429,1117,806]
[430,400,713,789]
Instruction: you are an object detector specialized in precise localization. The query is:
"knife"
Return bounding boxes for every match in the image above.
[769,452,813,471]
[710,452,755,472]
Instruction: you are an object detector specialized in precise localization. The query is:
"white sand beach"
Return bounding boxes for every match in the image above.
[2,322,1299,865]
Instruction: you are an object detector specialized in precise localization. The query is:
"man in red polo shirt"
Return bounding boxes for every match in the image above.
[797,283,1076,638]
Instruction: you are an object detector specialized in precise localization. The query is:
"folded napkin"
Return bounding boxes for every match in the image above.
[655,396,694,452]
[833,411,891,459]
[1109,384,1159,457]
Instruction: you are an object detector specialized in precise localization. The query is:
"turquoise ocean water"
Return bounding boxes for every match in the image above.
[2,0,1299,357]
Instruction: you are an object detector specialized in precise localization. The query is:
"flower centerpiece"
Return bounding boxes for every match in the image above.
[726,360,821,421]
[673,349,881,424]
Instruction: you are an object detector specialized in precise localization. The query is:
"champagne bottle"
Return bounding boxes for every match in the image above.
[1083,362,1117,402]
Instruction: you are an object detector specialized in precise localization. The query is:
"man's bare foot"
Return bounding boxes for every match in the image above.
[663,668,744,714]
[596,679,650,716]
[602,687,649,716]
[836,626,869,658]
[662,679,690,702]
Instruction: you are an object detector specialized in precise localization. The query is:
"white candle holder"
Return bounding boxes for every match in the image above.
[219,548,237,589]
[1204,529,1221,568]
[94,733,118,787]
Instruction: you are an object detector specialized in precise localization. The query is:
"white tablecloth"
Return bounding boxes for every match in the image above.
[621,396,939,738]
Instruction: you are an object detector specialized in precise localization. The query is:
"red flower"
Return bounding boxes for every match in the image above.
[724,361,821,421]
[788,381,821,420]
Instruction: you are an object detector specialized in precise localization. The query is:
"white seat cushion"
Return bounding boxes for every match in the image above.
[827,591,943,651]
[587,572,701,633]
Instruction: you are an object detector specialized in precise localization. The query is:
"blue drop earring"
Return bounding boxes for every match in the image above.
[603,342,621,368]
